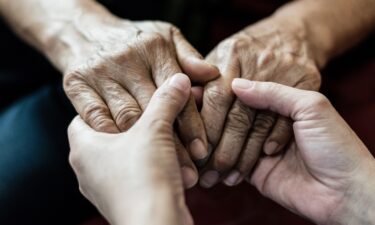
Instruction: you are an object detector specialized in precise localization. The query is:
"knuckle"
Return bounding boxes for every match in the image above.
[213,152,237,172]
[114,107,142,131]
[222,38,247,54]
[252,113,275,135]
[226,111,251,132]
[204,84,232,110]
[309,92,331,110]
[83,103,114,132]
[63,70,86,93]
[226,102,253,133]
[144,32,167,47]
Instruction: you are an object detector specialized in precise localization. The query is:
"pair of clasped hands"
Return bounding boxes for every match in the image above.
[64,12,375,225]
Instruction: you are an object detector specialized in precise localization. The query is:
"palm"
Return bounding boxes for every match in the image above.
[250,116,363,224]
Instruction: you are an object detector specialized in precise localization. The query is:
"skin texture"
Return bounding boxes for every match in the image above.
[198,0,375,188]
[231,79,375,225]
[0,0,375,189]
[0,0,220,189]
[68,74,194,225]
[200,16,321,187]
[69,78,375,225]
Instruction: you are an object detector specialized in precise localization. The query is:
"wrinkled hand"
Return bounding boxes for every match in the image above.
[68,74,194,225]
[199,17,321,187]
[232,79,375,225]
[59,13,219,188]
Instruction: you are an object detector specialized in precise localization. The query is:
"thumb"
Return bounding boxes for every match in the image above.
[68,116,98,149]
[172,28,219,84]
[140,73,191,126]
[232,79,329,121]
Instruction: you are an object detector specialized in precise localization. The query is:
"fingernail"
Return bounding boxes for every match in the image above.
[190,139,207,160]
[181,167,198,189]
[200,170,219,188]
[223,170,240,186]
[264,141,279,155]
[232,78,254,90]
[169,74,190,92]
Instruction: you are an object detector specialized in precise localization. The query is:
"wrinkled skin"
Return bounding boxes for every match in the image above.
[199,18,321,187]
[68,74,194,225]
[62,17,219,188]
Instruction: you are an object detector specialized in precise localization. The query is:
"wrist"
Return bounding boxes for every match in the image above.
[32,1,121,72]
[325,157,375,225]
[106,183,184,225]
[271,1,334,69]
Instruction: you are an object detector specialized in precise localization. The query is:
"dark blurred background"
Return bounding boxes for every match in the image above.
[0,0,374,225]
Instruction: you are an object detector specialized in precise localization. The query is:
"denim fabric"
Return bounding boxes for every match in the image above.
[0,83,96,225]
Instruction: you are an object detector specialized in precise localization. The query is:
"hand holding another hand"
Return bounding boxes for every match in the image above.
[68,74,194,225]
[232,79,375,225]
[56,9,219,188]
[199,16,321,187]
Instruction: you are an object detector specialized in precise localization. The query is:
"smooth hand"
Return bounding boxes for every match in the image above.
[200,16,321,187]
[68,74,194,225]
[232,79,375,225]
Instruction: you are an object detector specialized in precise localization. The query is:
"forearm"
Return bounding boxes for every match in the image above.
[105,185,183,225]
[272,0,375,68]
[0,0,116,71]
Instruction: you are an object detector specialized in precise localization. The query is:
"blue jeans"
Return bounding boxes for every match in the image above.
[0,83,96,225]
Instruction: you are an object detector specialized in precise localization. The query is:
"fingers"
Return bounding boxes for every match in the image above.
[175,135,199,189]
[224,111,276,186]
[200,100,255,188]
[172,28,219,84]
[96,81,142,132]
[191,86,203,109]
[232,78,321,121]
[177,95,209,161]
[140,74,191,125]
[201,58,240,157]
[264,116,293,155]
[64,78,119,133]
[150,50,210,161]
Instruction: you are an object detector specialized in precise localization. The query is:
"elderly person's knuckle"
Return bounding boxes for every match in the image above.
[253,113,274,134]
[114,107,142,131]
[223,38,247,54]
[213,152,236,172]
[83,103,113,132]
[205,85,232,109]
[63,70,86,92]
[145,32,167,47]
[227,111,251,132]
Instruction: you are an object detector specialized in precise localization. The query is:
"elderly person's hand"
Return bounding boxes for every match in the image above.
[51,5,219,188]
[232,79,375,225]
[199,15,321,187]
[68,74,194,225]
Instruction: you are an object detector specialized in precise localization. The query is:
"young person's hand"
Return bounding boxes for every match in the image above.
[232,79,375,225]
[68,74,194,225]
